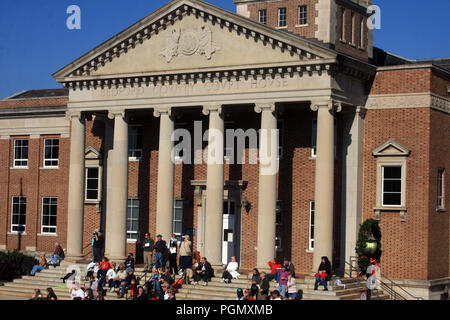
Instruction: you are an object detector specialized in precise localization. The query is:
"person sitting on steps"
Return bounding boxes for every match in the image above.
[49,242,65,267]
[193,257,213,286]
[30,254,48,276]
[314,256,332,291]
[221,256,240,284]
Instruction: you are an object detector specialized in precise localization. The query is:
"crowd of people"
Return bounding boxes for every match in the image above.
[29,232,336,301]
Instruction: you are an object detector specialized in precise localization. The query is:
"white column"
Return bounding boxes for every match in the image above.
[106,110,129,263]
[154,107,175,241]
[343,107,365,269]
[203,105,224,267]
[66,111,85,261]
[255,103,278,270]
[103,119,114,258]
[311,101,339,270]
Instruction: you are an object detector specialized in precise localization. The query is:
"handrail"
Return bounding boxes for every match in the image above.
[346,256,424,300]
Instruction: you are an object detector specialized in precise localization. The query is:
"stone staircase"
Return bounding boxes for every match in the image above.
[0,263,389,300]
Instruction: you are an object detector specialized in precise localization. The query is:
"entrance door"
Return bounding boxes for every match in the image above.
[222,200,238,265]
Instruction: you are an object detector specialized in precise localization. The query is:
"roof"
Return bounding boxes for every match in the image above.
[4,89,68,100]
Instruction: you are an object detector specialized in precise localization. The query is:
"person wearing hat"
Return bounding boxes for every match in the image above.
[235,288,244,300]
[154,234,167,271]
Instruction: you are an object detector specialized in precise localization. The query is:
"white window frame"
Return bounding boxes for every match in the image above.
[309,201,315,251]
[259,9,267,24]
[173,199,184,236]
[275,236,282,252]
[381,165,403,207]
[350,12,355,45]
[11,196,26,233]
[360,16,365,48]
[41,197,57,234]
[278,8,287,27]
[437,168,445,210]
[128,125,143,161]
[43,138,59,168]
[85,166,101,202]
[340,8,346,41]
[375,159,407,210]
[298,5,307,25]
[14,139,29,168]
[127,198,140,241]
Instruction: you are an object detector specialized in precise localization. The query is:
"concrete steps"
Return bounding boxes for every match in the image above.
[0,262,390,301]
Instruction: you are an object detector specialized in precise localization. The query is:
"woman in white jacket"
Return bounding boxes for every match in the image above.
[222,256,240,283]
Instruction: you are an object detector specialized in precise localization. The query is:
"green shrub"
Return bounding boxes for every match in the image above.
[0,250,39,281]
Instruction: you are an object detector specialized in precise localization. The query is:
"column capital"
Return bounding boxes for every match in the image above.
[202,104,222,116]
[356,106,367,119]
[107,109,127,120]
[153,107,172,118]
[254,102,276,114]
[310,100,342,113]
[65,110,83,121]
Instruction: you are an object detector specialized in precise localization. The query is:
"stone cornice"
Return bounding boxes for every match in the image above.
[365,92,450,114]
[60,61,340,91]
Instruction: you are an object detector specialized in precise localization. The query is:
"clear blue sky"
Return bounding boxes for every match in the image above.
[0,0,449,99]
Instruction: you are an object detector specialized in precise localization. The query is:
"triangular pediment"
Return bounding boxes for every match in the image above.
[372,139,411,157]
[85,146,101,159]
[53,0,337,84]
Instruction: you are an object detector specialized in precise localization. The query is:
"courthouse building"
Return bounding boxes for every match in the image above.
[0,0,449,298]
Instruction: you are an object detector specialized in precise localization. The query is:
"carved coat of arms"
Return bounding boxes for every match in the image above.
[160,25,220,63]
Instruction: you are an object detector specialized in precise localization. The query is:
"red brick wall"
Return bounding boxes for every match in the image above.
[362,107,431,280]
[246,0,318,39]
[370,68,432,95]
[428,108,450,279]
[334,4,369,62]
[1,135,70,252]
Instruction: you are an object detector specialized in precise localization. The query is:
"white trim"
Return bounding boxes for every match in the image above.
[43,138,60,168]
[41,196,57,235]
[13,139,29,168]
[85,167,101,202]
[278,7,287,28]
[11,196,26,233]
[309,200,315,251]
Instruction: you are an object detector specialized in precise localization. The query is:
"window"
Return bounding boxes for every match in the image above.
[360,17,365,47]
[382,166,402,206]
[275,201,282,252]
[438,168,445,210]
[173,199,184,236]
[350,12,355,44]
[42,197,57,234]
[223,200,235,215]
[309,201,315,250]
[224,122,234,161]
[14,139,28,167]
[340,8,346,41]
[298,5,307,25]
[128,126,143,160]
[276,200,282,225]
[43,138,59,167]
[127,198,140,240]
[312,119,317,157]
[275,236,282,251]
[85,167,100,201]
[277,120,283,159]
[278,8,287,27]
[11,196,26,233]
[259,9,267,24]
